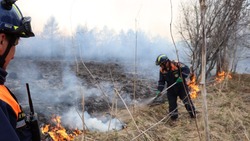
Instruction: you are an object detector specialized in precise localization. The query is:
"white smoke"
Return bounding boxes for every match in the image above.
[61,108,124,132]
[7,58,129,132]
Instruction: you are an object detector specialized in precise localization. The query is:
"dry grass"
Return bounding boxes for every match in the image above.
[75,73,250,141]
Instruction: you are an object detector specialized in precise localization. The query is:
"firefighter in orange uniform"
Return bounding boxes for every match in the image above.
[0,0,36,140]
[155,54,196,121]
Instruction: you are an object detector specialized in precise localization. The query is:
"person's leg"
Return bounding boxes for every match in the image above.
[167,91,178,120]
[179,86,196,118]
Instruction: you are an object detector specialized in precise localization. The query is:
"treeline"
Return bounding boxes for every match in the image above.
[17,16,173,64]
[16,0,250,77]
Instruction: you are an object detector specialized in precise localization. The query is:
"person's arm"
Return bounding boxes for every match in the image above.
[181,64,190,78]
[177,62,190,78]
[0,105,20,141]
[157,71,165,92]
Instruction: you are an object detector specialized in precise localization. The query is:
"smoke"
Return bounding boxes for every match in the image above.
[5,26,187,132]
[16,26,178,79]
[10,23,249,133]
[61,109,124,132]
[7,57,128,132]
[11,25,248,133]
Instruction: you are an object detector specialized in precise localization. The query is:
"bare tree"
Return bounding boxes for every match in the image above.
[41,16,60,58]
[179,0,250,78]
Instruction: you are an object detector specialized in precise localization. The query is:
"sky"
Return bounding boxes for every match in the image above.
[16,0,184,39]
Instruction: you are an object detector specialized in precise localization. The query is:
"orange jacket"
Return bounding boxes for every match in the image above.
[0,85,22,120]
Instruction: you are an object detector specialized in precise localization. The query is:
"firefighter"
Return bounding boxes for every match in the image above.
[0,0,36,140]
[155,54,196,121]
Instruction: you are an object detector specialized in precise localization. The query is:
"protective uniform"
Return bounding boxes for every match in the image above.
[0,0,36,140]
[0,69,33,141]
[156,55,196,120]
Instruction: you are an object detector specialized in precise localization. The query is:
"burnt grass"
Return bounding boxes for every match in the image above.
[6,58,157,131]
[6,58,250,141]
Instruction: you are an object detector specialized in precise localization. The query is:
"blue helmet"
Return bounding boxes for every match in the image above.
[155,54,169,66]
[0,0,34,37]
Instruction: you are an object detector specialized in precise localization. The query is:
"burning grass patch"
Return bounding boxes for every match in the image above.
[7,59,250,140]
[74,74,250,141]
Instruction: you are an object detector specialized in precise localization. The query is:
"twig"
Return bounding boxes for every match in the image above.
[75,108,89,131]
[79,59,112,109]
[169,0,202,140]
[131,115,171,141]
[107,88,119,133]
[81,88,85,141]
[114,88,141,133]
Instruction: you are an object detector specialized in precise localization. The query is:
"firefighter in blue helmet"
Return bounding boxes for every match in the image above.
[155,54,196,121]
[0,0,39,140]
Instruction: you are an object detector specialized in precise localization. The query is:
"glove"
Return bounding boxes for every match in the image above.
[176,77,183,83]
[155,90,161,97]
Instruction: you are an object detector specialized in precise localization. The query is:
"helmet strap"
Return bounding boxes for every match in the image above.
[0,37,15,68]
[166,60,171,71]
[160,61,167,71]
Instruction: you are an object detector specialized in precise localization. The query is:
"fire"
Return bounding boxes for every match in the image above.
[215,71,232,83]
[187,75,200,99]
[41,115,82,141]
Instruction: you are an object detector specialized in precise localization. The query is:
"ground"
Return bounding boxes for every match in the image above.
[6,58,250,141]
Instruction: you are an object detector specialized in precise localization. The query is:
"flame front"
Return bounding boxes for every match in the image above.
[188,75,200,99]
[41,115,82,141]
[216,71,232,82]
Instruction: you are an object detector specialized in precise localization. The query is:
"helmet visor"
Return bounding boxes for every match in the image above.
[15,17,35,37]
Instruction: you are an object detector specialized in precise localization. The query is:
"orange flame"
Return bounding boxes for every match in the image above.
[41,115,82,141]
[188,75,200,99]
[215,71,232,83]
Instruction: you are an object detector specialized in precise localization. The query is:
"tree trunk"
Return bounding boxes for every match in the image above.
[200,0,210,141]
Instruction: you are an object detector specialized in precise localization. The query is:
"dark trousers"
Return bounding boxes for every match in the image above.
[167,83,196,120]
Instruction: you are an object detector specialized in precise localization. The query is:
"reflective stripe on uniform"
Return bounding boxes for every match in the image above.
[0,85,22,120]
[16,119,26,128]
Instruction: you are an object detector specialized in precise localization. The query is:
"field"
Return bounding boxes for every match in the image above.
[7,58,250,141]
